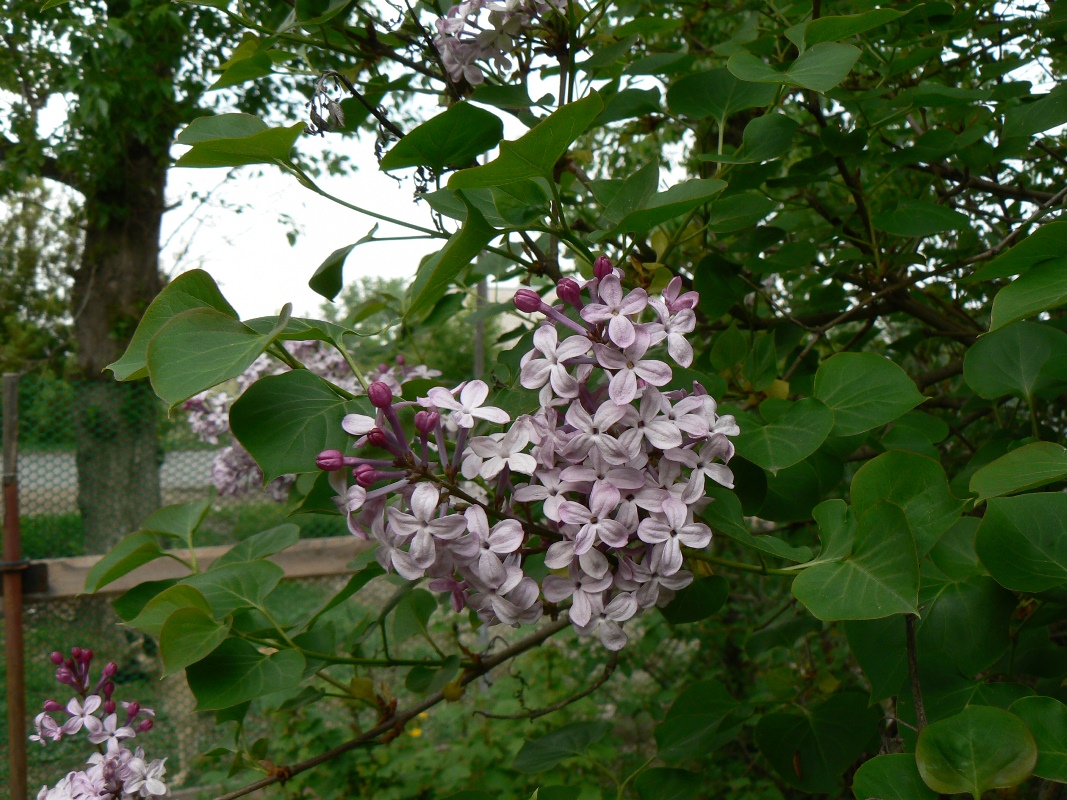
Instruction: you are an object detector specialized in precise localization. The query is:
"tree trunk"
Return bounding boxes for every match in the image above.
[71,144,167,553]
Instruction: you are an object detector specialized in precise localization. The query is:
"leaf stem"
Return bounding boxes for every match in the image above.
[683,549,796,576]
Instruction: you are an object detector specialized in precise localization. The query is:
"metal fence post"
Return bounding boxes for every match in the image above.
[3,373,27,800]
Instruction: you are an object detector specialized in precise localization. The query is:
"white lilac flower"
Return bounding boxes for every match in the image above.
[593,327,673,406]
[520,325,591,404]
[561,400,630,464]
[637,498,713,575]
[87,713,135,746]
[558,483,631,553]
[618,388,683,455]
[60,695,102,736]
[372,513,427,581]
[542,566,613,626]
[467,423,537,479]
[576,592,639,651]
[559,448,646,498]
[513,468,581,521]
[580,273,648,348]
[426,380,510,429]
[385,484,467,569]
[30,712,62,745]
[464,507,524,587]
[670,438,737,501]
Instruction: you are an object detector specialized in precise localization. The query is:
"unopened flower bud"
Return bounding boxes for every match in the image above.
[368,381,393,409]
[70,647,81,660]
[557,277,582,308]
[81,648,93,663]
[316,449,346,471]
[50,651,64,665]
[367,428,389,449]
[137,718,154,733]
[55,667,75,686]
[378,363,389,373]
[355,466,378,488]
[414,410,439,435]
[104,699,116,714]
[395,354,406,366]
[125,701,140,719]
[102,680,114,699]
[102,661,118,678]
[513,288,542,313]
[43,699,63,712]
[593,255,613,279]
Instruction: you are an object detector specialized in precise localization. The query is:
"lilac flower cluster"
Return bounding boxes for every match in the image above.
[184,344,440,500]
[318,258,737,650]
[31,648,165,800]
[434,0,568,85]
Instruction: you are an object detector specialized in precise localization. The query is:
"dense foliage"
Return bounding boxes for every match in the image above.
[42,0,1067,797]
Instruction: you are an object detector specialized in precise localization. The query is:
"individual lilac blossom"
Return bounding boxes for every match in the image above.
[580,273,649,348]
[558,484,630,553]
[669,437,737,501]
[542,566,613,626]
[545,536,611,580]
[575,593,639,650]
[124,754,169,798]
[464,507,524,587]
[649,297,696,367]
[385,484,467,569]
[618,388,684,455]
[559,448,646,498]
[466,422,537,479]
[61,695,102,736]
[520,325,591,405]
[30,712,62,745]
[88,713,136,746]
[562,400,631,464]
[426,380,510,429]
[661,275,699,313]
[593,326,673,405]
[372,513,427,581]
[661,392,711,439]
[513,468,581,521]
[637,498,713,575]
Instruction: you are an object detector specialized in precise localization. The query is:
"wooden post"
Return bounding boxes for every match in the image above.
[3,373,27,800]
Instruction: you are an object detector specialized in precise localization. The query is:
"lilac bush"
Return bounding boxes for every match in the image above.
[318,259,737,650]
[31,648,166,800]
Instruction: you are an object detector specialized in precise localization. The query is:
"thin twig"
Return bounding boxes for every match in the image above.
[476,652,619,720]
[905,615,927,731]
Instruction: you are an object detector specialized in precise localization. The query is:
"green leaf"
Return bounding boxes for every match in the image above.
[597,161,660,230]
[392,588,437,643]
[112,579,180,622]
[915,706,1037,798]
[733,398,833,473]
[917,572,1015,676]
[175,122,304,169]
[128,584,214,637]
[159,607,232,676]
[659,577,729,624]
[602,178,727,238]
[801,8,905,47]
[597,88,662,124]
[755,692,881,793]
[850,450,964,556]
[139,493,214,548]
[963,321,1067,399]
[701,114,798,164]
[811,499,856,563]
[469,84,536,109]
[852,753,937,800]
[84,532,167,593]
[579,34,640,71]
[308,225,379,301]
[969,221,1067,282]
[175,114,269,144]
[1009,696,1067,782]
[975,493,1067,592]
[211,524,300,570]
[990,256,1067,330]
[846,617,907,700]
[230,370,371,482]
[381,103,503,172]
[706,192,776,233]
[970,442,1067,503]
[700,485,812,562]
[666,68,777,125]
[655,680,751,762]
[146,305,291,409]
[928,518,983,580]
[728,42,861,94]
[448,93,604,189]
[209,52,273,90]
[107,269,238,381]
[814,352,924,436]
[183,560,285,617]
[406,194,497,320]
[746,615,822,658]
[792,500,919,620]
[872,201,970,237]
[634,769,701,800]
[1004,85,1067,138]
[186,638,305,711]
[512,721,612,773]
[302,563,385,631]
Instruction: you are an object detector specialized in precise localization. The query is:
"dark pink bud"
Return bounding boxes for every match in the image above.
[378,363,389,373]
[513,288,542,313]
[50,651,64,665]
[55,667,74,686]
[70,647,81,660]
[316,449,346,471]
[104,699,116,714]
[395,354,406,366]
[557,277,582,307]
[593,255,613,280]
[355,466,378,488]
[102,661,118,678]
[43,699,63,712]
[80,648,93,663]
[103,680,114,698]
[414,410,439,435]
[367,428,389,449]
[138,718,154,733]
[368,381,393,409]
[126,701,140,718]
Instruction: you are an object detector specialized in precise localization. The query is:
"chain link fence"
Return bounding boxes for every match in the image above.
[1,371,357,792]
